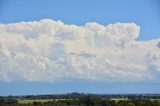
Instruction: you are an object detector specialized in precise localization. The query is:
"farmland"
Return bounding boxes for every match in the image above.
[0,93,160,106]
[18,99,54,104]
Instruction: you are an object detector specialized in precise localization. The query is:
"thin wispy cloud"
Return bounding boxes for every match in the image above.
[0,19,160,82]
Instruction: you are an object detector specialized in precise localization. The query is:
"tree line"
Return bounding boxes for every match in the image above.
[0,93,160,106]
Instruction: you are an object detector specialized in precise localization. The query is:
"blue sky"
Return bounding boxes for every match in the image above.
[0,0,160,40]
[0,0,160,96]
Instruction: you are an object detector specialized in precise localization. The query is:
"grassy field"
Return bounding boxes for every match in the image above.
[150,99,160,102]
[18,98,129,104]
[18,98,160,104]
[110,98,128,101]
[18,99,55,104]
[18,98,74,104]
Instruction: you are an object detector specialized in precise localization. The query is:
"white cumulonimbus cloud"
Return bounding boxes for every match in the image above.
[0,19,160,82]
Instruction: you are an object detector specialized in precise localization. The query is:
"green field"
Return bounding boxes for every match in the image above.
[18,99,55,104]
[18,98,75,104]
[18,98,129,104]
[150,99,160,102]
[110,98,128,101]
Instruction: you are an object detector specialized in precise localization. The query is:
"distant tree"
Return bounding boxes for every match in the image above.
[66,100,70,105]
[100,99,111,106]
[33,101,41,105]
[127,103,136,106]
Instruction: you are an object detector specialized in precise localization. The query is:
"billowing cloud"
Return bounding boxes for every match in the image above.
[0,19,160,82]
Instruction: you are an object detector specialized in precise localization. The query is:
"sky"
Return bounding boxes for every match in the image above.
[0,0,160,96]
